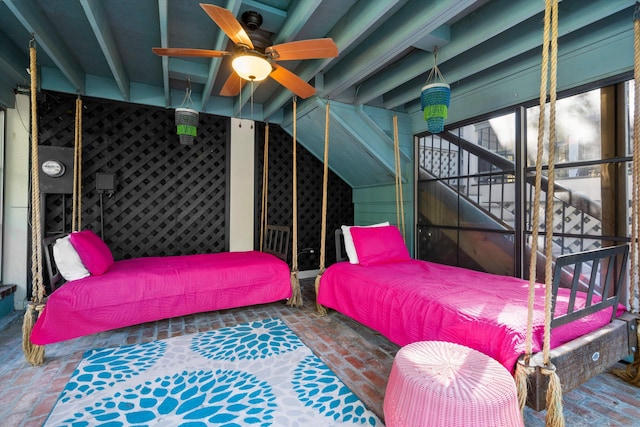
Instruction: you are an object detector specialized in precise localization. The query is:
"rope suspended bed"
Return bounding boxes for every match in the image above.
[21,38,301,365]
[316,1,639,422]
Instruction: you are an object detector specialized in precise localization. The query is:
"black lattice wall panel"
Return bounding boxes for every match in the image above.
[255,124,354,269]
[37,92,353,267]
[39,92,227,259]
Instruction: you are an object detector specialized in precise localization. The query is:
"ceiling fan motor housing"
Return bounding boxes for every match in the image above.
[242,11,263,31]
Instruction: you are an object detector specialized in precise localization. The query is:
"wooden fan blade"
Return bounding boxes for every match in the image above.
[152,48,230,58]
[220,72,246,97]
[199,4,254,49]
[270,64,315,99]
[266,38,338,61]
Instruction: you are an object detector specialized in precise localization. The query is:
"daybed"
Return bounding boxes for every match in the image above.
[31,229,292,345]
[317,224,639,410]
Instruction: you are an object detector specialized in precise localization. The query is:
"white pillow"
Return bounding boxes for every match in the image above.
[341,222,390,264]
[53,236,90,281]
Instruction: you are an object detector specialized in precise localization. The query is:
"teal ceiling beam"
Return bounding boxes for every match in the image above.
[408,12,634,133]
[0,32,28,86]
[321,0,478,98]
[272,0,322,44]
[169,58,210,85]
[280,95,320,128]
[354,107,399,160]
[355,0,548,106]
[412,24,450,52]
[157,0,170,107]
[262,0,402,121]
[80,0,130,100]
[4,0,85,93]
[356,106,411,163]
[40,66,77,93]
[383,0,634,110]
[330,102,396,176]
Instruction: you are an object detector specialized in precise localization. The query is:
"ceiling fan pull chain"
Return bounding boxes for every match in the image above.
[239,84,243,125]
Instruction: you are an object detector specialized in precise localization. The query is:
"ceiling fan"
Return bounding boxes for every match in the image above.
[152,3,338,99]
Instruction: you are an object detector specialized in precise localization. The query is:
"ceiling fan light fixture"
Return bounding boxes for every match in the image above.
[232,54,272,81]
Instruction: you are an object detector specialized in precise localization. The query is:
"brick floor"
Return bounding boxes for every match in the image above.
[0,279,639,426]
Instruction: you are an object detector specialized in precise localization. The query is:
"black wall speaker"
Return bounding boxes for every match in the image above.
[38,146,74,194]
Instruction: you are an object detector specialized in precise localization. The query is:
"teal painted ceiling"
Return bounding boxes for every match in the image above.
[0,0,636,187]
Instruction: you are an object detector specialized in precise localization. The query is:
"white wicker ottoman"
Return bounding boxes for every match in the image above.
[384,341,524,427]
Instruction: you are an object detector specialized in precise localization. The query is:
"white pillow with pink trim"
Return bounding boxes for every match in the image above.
[53,235,90,281]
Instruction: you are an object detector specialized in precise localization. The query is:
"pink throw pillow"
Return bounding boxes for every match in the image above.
[69,230,114,275]
[350,225,410,266]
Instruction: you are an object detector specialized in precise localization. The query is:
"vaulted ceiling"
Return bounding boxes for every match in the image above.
[0,0,635,187]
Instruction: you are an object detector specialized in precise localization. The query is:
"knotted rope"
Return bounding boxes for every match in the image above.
[612,1,640,387]
[514,1,565,425]
[72,96,83,232]
[259,124,269,252]
[287,97,303,307]
[22,35,46,366]
[393,114,406,241]
[315,101,331,315]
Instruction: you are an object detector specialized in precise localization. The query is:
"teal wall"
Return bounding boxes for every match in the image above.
[352,108,414,255]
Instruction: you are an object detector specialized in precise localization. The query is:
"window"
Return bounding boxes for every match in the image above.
[416,80,631,283]
[416,112,517,273]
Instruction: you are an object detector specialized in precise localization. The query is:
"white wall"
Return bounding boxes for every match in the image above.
[3,94,30,309]
[228,117,255,251]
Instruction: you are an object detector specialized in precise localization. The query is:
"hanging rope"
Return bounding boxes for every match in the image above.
[259,124,270,251]
[612,1,640,387]
[287,97,303,307]
[22,35,46,366]
[632,3,640,317]
[393,115,406,241]
[514,1,565,425]
[315,101,331,315]
[72,95,83,232]
[424,47,446,86]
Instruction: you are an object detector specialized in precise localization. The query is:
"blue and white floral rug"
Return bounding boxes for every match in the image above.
[45,317,383,426]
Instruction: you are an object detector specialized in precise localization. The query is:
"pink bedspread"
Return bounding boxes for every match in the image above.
[317,260,624,371]
[32,251,291,345]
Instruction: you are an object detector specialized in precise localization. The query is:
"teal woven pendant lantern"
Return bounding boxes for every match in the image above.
[175,80,198,145]
[421,49,450,133]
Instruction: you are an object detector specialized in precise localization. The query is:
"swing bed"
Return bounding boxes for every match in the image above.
[22,38,303,359]
[29,227,293,346]
[30,115,304,347]
[317,229,636,411]
[311,4,639,417]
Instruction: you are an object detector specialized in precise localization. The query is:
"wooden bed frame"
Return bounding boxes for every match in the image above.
[527,245,638,410]
[263,225,290,261]
[331,229,639,411]
[43,234,65,292]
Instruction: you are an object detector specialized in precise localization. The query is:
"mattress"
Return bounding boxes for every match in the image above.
[317,259,623,371]
[31,251,291,344]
